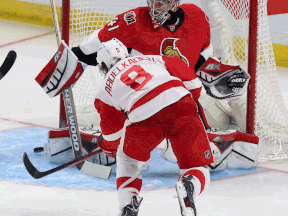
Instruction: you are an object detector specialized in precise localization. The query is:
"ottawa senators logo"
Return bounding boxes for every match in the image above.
[160,38,189,66]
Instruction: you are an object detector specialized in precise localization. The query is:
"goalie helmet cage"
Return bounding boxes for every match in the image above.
[59,0,288,161]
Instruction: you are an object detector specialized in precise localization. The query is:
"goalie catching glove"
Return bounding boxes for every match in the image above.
[35,40,87,97]
[196,57,250,99]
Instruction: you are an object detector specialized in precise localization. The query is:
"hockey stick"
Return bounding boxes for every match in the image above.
[49,0,111,179]
[23,148,111,179]
[0,50,17,80]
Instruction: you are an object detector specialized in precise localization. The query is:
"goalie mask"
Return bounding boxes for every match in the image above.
[147,0,180,28]
[97,38,129,76]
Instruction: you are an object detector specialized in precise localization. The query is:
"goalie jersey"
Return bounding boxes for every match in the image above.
[79,4,212,72]
[94,55,202,147]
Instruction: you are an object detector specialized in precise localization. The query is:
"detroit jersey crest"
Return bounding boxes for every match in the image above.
[124,11,136,25]
[160,38,189,66]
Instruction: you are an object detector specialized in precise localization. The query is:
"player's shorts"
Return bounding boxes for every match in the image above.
[123,94,214,169]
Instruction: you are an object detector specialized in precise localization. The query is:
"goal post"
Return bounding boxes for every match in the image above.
[59,0,288,161]
[59,0,70,128]
[246,0,258,135]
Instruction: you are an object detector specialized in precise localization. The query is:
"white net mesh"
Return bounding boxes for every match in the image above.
[69,0,140,126]
[67,0,288,160]
[201,0,288,160]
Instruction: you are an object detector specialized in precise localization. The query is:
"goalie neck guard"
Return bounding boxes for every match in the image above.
[96,38,129,76]
[147,0,180,28]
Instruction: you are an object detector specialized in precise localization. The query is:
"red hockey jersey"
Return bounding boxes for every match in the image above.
[94,55,202,150]
[80,4,211,72]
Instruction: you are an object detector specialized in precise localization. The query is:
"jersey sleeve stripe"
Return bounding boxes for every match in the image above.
[129,80,186,113]
[102,128,123,141]
[183,78,202,90]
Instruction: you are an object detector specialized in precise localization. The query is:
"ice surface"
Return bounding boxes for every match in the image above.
[0,20,288,216]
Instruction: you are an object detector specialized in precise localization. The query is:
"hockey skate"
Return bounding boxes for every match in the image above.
[119,195,143,216]
[175,175,197,216]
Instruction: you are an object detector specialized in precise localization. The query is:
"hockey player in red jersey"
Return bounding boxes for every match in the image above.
[94,38,213,216]
[72,0,213,129]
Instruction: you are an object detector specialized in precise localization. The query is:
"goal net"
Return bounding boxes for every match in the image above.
[61,0,288,161]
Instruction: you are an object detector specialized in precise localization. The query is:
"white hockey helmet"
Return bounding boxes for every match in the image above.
[97,38,129,75]
[147,0,180,28]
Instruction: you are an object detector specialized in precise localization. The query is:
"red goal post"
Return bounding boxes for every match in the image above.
[59,0,288,161]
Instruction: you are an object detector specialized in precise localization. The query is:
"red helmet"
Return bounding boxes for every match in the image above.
[147,0,180,28]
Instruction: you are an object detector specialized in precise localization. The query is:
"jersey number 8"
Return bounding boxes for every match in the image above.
[120,65,153,91]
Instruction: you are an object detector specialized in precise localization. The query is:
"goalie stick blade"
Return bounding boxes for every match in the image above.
[0,50,17,80]
[80,161,112,179]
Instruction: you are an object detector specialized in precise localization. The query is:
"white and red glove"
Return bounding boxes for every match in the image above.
[196,57,250,100]
[35,40,86,98]
[97,134,118,158]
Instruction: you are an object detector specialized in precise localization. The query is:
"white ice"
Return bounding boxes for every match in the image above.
[0,20,288,216]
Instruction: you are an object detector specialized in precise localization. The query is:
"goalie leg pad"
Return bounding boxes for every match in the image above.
[162,139,178,164]
[207,129,259,171]
[198,92,231,130]
[44,136,74,163]
[44,127,116,166]
[162,129,260,171]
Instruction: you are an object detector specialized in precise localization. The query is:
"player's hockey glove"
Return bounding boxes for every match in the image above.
[98,134,117,158]
[196,57,250,99]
